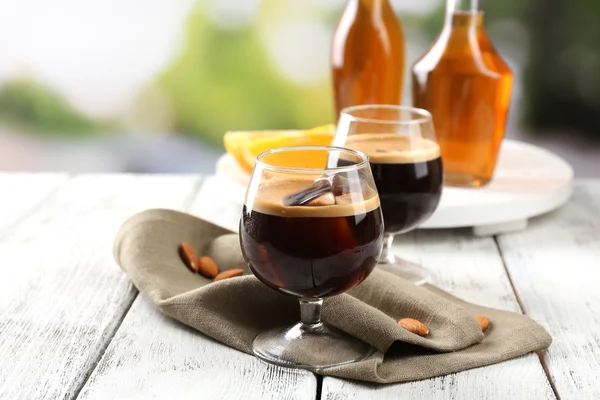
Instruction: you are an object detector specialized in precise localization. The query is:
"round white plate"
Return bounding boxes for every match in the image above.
[215,139,573,236]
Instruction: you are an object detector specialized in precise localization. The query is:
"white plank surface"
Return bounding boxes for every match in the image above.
[0,173,68,237]
[322,229,556,399]
[0,174,200,400]
[497,180,600,399]
[3,174,594,400]
[77,176,317,399]
[188,175,242,232]
[78,296,317,400]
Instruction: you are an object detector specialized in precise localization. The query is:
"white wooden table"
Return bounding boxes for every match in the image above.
[0,173,598,400]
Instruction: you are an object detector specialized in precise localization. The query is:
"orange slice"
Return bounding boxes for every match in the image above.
[223,129,297,173]
[224,125,335,173]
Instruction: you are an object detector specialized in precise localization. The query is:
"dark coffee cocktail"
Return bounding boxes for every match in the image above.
[346,134,443,234]
[240,178,383,298]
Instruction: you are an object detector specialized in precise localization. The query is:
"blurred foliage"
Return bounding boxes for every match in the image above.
[522,0,600,138]
[156,1,334,148]
[0,0,598,142]
[0,79,105,136]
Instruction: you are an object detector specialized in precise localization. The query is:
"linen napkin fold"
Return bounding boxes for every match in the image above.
[114,209,552,384]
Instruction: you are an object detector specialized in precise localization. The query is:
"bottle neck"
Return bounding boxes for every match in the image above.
[352,0,395,20]
[356,0,392,9]
[445,0,483,29]
[447,0,481,12]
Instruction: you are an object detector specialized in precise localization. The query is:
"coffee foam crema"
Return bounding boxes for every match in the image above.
[345,134,440,164]
[246,177,380,218]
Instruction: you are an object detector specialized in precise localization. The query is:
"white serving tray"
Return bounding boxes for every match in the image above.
[214,139,573,236]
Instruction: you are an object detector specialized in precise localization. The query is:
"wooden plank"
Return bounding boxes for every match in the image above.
[187,175,242,232]
[0,173,68,237]
[0,174,200,400]
[78,296,317,400]
[77,176,317,399]
[322,229,556,399]
[497,180,600,399]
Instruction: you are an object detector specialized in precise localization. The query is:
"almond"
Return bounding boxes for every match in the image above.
[475,315,489,332]
[179,242,199,272]
[214,268,244,281]
[398,318,429,337]
[197,256,219,278]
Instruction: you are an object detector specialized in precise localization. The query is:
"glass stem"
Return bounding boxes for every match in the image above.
[299,298,323,333]
[380,233,396,264]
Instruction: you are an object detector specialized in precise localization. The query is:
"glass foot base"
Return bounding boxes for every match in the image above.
[252,322,375,371]
[377,255,431,285]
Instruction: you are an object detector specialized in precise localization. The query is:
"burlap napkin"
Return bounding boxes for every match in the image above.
[114,209,551,384]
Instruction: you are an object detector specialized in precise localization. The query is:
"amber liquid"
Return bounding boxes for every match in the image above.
[412,12,513,187]
[331,0,405,118]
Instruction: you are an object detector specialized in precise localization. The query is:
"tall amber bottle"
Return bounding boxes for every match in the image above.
[331,0,405,118]
[412,0,513,187]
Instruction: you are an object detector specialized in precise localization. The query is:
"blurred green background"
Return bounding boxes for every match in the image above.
[0,0,598,174]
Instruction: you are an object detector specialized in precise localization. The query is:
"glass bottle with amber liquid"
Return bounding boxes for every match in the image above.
[331,0,405,119]
[412,0,513,187]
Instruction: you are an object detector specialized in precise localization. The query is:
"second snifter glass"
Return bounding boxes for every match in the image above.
[333,105,443,285]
